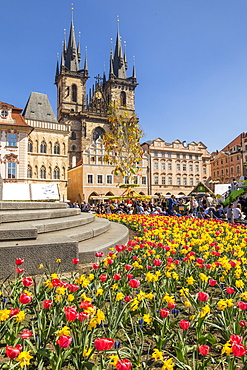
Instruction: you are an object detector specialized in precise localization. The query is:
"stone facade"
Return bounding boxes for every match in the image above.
[23,93,69,200]
[142,138,211,196]
[0,102,32,182]
[68,138,148,203]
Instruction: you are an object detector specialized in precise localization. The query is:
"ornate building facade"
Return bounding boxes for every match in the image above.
[142,138,211,196]
[0,102,32,182]
[55,18,137,168]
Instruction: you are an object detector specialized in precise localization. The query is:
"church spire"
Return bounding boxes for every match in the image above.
[112,18,126,79]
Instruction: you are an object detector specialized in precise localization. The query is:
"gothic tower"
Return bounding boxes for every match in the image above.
[55,17,138,168]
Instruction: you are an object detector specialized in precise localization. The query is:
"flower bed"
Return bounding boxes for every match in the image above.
[1,214,247,369]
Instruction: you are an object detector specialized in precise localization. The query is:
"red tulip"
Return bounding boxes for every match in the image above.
[125,264,132,271]
[230,335,242,345]
[99,274,107,282]
[19,293,32,304]
[129,279,140,288]
[68,284,79,292]
[116,358,132,369]
[209,279,217,286]
[153,259,162,266]
[22,277,34,287]
[232,343,247,357]
[78,312,89,322]
[198,345,210,355]
[168,302,176,309]
[43,300,52,309]
[226,287,235,294]
[6,344,22,359]
[20,330,33,339]
[92,263,100,269]
[124,296,131,302]
[113,274,121,281]
[179,320,190,330]
[15,258,24,265]
[236,301,247,310]
[56,335,72,348]
[196,258,204,264]
[239,321,247,327]
[160,309,170,318]
[9,308,20,317]
[16,268,25,274]
[64,306,78,321]
[94,337,114,350]
[51,279,63,287]
[198,292,209,302]
[80,301,93,310]
[127,274,134,280]
[95,252,104,257]
[107,259,113,265]
[72,258,80,264]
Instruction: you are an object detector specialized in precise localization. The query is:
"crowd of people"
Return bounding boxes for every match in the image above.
[67,193,247,224]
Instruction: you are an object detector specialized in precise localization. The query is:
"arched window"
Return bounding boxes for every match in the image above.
[72,145,76,151]
[40,166,46,179]
[54,142,60,154]
[71,132,76,140]
[35,165,38,178]
[72,84,77,102]
[53,166,60,179]
[40,140,47,153]
[28,140,33,152]
[49,141,52,154]
[27,165,32,178]
[63,143,66,155]
[93,127,105,142]
[62,167,66,178]
[120,91,126,106]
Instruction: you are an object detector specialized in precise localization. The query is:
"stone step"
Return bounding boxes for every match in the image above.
[0,219,128,278]
[78,222,129,263]
[0,208,81,223]
[0,201,67,210]
[0,212,95,241]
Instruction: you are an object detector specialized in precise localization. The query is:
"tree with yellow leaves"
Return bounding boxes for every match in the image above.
[103,103,144,184]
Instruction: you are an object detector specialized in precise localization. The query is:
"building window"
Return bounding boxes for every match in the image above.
[176,164,181,171]
[106,175,113,184]
[226,168,228,175]
[154,161,158,170]
[230,157,233,162]
[87,174,93,184]
[161,152,165,158]
[8,133,17,147]
[183,177,187,185]
[40,141,47,153]
[176,153,180,158]
[190,177,193,186]
[8,162,16,178]
[97,175,103,184]
[154,152,158,157]
[230,167,234,174]
[168,177,172,185]
[40,166,46,179]
[195,155,199,160]
[53,166,60,179]
[203,167,206,175]
[72,84,77,102]
[28,140,33,152]
[183,154,186,159]
[124,176,129,184]
[54,142,60,154]
[168,163,172,171]
[237,166,240,174]
[168,153,172,158]
[225,158,228,164]
[142,176,147,185]
[120,91,126,106]
[71,132,76,140]
[189,155,193,159]
[177,177,181,185]
[183,164,186,171]
[195,164,199,172]
[154,176,158,185]
[189,164,193,171]
[27,165,32,178]
[195,177,200,184]
[161,162,165,170]
[162,176,166,185]
[72,145,76,151]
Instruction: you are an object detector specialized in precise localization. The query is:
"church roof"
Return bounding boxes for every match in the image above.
[22,92,58,123]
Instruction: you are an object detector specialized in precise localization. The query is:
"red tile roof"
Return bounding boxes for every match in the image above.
[0,102,32,129]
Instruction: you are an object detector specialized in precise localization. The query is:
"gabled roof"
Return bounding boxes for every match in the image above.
[0,102,32,129]
[22,92,58,123]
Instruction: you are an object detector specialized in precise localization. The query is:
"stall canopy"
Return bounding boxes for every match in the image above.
[188,182,215,197]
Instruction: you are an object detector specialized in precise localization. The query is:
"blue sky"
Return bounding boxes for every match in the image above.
[1,0,247,152]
